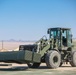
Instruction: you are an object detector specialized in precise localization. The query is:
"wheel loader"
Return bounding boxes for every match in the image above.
[0,27,76,69]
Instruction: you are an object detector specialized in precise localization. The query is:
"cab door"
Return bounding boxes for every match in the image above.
[67,30,72,47]
[62,30,67,46]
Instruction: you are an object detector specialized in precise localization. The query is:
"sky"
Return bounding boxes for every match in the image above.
[0,0,76,41]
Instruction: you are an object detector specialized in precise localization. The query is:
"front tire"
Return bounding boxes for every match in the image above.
[27,63,40,68]
[59,62,63,67]
[45,51,61,69]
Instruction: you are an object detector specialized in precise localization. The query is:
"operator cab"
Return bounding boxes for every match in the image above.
[47,27,72,48]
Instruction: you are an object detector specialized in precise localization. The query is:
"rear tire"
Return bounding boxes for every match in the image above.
[45,51,61,69]
[70,51,76,67]
[27,63,40,68]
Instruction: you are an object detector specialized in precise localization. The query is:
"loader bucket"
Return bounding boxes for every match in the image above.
[0,50,41,63]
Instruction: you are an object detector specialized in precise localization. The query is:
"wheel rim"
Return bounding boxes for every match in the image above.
[53,56,58,64]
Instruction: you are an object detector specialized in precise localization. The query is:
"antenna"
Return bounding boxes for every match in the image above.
[2,40,3,50]
[0,40,6,51]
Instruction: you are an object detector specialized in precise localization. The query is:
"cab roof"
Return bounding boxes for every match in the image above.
[48,27,71,30]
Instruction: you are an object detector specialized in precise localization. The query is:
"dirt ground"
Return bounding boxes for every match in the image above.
[0,63,76,75]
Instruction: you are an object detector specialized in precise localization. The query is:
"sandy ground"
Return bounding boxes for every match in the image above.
[0,63,76,75]
[0,42,34,51]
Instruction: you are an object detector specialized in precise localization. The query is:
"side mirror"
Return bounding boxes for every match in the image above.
[47,30,49,34]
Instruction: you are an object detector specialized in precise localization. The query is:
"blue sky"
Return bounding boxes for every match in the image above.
[0,0,76,40]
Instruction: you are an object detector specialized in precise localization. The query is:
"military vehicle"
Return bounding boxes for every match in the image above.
[0,27,76,69]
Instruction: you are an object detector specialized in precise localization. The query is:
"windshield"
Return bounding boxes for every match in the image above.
[50,30,58,38]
